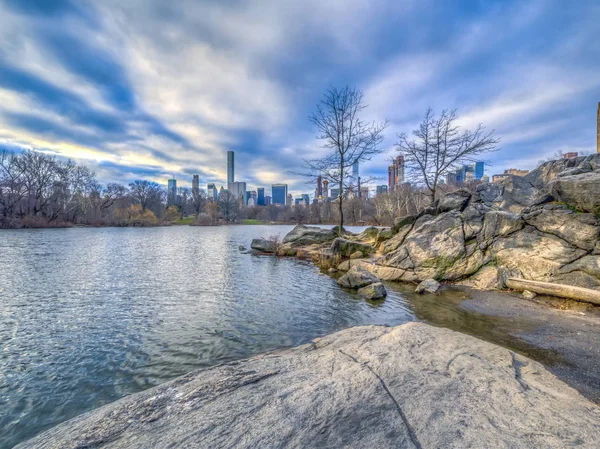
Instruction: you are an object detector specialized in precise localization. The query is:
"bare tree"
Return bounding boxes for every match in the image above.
[397,108,498,204]
[304,86,387,234]
[190,188,207,217]
[218,189,239,222]
[128,180,164,211]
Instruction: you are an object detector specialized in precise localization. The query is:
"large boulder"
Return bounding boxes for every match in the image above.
[18,323,600,449]
[330,238,375,258]
[437,189,471,213]
[282,224,337,247]
[547,171,600,215]
[337,266,379,289]
[250,238,276,253]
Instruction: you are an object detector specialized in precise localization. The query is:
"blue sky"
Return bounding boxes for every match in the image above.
[0,0,598,196]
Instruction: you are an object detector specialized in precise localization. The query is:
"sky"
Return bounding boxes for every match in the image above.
[0,0,599,197]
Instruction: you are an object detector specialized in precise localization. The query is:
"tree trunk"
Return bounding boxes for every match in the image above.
[506,278,600,306]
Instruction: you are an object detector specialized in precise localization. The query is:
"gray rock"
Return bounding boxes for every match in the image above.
[357,282,387,299]
[547,171,600,214]
[328,267,338,274]
[250,238,276,253]
[415,278,440,294]
[337,266,379,289]
[437,189,471,213]
[282,224,337,247]
[17,323,600,449]
[238,245,246,251]
[330,238,375,258]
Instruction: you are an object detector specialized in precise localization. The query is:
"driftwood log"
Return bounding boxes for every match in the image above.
[506,278,600,306]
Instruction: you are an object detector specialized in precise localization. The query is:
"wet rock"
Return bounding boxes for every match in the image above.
[357,282,387,300]
[250,238,276,253]
[415,278,440,294]
[282,224,337,247]
[337,266,379,289]
[18,323,600,449]
[238,245,246,251]
[328,268,338,274]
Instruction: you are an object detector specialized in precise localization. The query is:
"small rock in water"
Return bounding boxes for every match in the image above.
[358,282,387,300]
[337,266,380,289]
[415,278,440,294]
[350,251,363,259]
[522,290,537,299]
[239,245,246,251]
[328,268,338,274]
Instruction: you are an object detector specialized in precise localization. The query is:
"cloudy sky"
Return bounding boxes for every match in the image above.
[0,0,598,196]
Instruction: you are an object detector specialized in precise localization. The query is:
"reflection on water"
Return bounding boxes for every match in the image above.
[0,226,595,447]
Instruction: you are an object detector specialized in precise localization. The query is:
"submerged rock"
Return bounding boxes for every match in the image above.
[358,282,387,300]
[250,238,276,253]
[18,323,600,449]
[415,278,440,294]
[337,266,379,289]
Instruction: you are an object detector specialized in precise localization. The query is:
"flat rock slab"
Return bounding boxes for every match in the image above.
[18,323,600,449]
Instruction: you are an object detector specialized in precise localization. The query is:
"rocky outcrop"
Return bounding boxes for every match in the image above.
[330,238,375,258]
[282,224,337,247]
[369,155,600,292]
[18,323,600,449]
[250,238,276,253]
[337,266,379,289]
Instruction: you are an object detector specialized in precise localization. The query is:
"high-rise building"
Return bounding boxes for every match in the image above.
[322,180,329,201]
[330,188,340,199]
[352,161,359,178]
[167,178,177,206]
[192,175,199,196]
[257,187,265,206]
[360,187,369,199]
[265,195,272,205]
[286,194,293,207]
[316,176,323,199]
[376,185,388,195]
[272,184,288,205]
[227,151,234,184]
[563,152,578,159]
[229,182,247,203]
[207,183,218,201]
[388,156,405,191]
[473,161,484,180]
[301,194,310,205]
[597,102,600,153]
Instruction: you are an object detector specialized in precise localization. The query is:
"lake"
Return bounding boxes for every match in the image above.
[1,225,597,448]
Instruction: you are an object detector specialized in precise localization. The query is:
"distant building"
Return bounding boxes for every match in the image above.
[330,188,340,199]
[452,161,485,183]
[265,195,272,205]
[286,194,293,206]
[192,175,199,196]
[492,174,509,183]
[316,176,323,200]
[360,187,369,199]
[294,198,303,205]
[167,178,177,206]
[272,183,288,205]
[323,180,329,201]
[301,194,310,205]
[388,156,405,191]
[352,161,359,179]
[505,168,530,176]
[257,187,265,206]
[247,198,256,207]
[376,185,388,195]
[228,182,247,204]
[207,183,218,201]
[227,151,235,184]
[481,175,490,183]
[446,171,458,185]
[563,152,578,159]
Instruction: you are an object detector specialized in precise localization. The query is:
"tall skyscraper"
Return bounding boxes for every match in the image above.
[207,183,218,201]
[316,176,323,199]
[265,195,272,205]
[301,194,310,205]
[272,184,288,205]
[192,175,199,196]
[323,179,329,201]
[227,151,235,184]
[330,188,340,199]
[352,161,359,178]
[257,187,265,206]
[167,178,177,206]
[286,194,293,206]
[229,182,247,203]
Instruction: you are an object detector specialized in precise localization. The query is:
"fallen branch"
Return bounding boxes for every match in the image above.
[506,278,600,306]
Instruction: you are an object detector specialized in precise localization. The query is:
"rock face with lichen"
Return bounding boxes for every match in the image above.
[367,154,600,290]
[17,323,600,449]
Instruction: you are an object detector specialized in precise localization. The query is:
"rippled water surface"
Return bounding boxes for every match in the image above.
[1,225,418,447]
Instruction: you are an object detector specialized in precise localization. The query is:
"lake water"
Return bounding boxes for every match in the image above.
[1,225,416,447]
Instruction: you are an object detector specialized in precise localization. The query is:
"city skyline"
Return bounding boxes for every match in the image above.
[0,1,599,197]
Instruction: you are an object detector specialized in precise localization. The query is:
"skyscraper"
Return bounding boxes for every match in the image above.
[207,183,218,201]
[257,187,265,206]
[272,184,288,205]
[316,176,323,199]
[167,178,177,206]
[265,195,272,205]
[229,182,247,203]
[286,194,293,206]
[301,193,310,205]
[192,175,199,196]
[352,161,359,178]
[376,185,388,195]
[388,156,405,191]
[323,180,329,201]
[227,151,234,184]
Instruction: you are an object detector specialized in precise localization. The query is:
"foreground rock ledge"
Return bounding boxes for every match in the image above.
[18,323,600,449]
